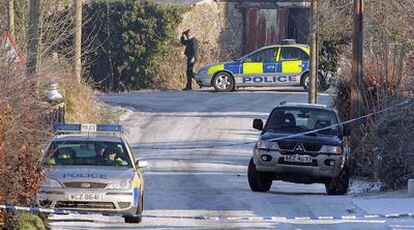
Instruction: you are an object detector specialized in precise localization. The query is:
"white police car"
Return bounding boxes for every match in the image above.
[36,124,147,223]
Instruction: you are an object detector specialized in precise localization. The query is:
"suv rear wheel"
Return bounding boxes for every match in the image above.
[248,158,273,192]
[325,167,350,195]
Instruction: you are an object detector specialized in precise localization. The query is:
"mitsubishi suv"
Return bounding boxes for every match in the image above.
[248,103,351,195]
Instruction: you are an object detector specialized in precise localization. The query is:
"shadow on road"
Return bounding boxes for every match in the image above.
[101,89,331,114]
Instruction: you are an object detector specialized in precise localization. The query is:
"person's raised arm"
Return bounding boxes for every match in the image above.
[180,33,187,45]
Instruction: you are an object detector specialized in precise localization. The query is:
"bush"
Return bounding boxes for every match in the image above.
[360,101,414,189]
[333,51,413,187]
[0,53,50,226]
[3,212,46,230]
[83,0,185,91]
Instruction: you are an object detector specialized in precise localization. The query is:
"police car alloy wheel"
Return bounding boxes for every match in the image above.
[212,72,235,92]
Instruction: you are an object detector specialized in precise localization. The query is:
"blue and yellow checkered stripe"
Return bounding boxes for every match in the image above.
[133,177,141,206]
[207,61,308,76]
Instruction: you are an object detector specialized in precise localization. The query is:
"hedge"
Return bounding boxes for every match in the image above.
[83,0,185,91]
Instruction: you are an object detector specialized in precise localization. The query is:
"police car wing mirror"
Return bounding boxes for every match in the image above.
[136,160,149,168]
[253,119,264,131]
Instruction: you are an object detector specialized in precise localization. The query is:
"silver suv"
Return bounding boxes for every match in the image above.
[248,103,351,195]
[36,124,147,223]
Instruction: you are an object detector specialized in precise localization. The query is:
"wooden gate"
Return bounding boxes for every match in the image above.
[245,8,289,53]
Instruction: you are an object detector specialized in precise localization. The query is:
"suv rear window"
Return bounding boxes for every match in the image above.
[46,141,133,168]
[265,107,339,135]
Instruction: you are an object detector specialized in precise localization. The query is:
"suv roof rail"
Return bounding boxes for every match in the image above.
[54,123,123,136]
[281,102,328,108]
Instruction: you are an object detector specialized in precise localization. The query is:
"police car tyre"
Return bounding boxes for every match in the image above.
[124,193,144,223]
[212,72,235,92]
[325,166,350,195]
[248,158,273,192]
[301,72,328,92]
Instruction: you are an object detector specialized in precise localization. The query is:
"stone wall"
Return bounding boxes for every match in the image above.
[157,1,244,89]
[178,1,244,67]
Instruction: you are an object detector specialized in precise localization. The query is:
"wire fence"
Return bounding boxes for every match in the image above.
[44,102,65,126]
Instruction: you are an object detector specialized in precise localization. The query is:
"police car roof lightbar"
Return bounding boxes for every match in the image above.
[281,39,296,45]
[54,124,123,134]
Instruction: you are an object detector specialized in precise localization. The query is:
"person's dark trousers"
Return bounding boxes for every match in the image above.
[185,60,194,90]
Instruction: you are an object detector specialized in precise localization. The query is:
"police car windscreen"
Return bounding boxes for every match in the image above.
[266,108,339,135]
[46,141,133,167]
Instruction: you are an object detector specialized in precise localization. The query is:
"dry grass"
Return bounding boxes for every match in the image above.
[361,100,414,189]
[333,49,414,187]
[0,52,51,226]
[38,58,101,123]
[0,52,115,227]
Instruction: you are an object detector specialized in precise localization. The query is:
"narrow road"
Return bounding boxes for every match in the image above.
[48,88,407,229]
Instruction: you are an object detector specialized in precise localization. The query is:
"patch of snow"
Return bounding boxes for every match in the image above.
[353,196,414,215]
[349,180,385,195]
[351,180,414,215]
[195,0,214,5]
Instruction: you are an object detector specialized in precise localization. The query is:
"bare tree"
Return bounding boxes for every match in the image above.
[8,0,15,37]
[26,0,41,75]
[74,0,82,82]
[309,0,318,104]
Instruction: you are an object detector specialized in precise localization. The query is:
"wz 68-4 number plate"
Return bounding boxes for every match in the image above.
[68,194,102,201]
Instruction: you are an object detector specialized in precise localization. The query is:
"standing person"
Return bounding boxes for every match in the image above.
[180,28,198,90]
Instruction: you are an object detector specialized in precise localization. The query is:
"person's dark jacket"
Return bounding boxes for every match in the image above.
[180,36,198,62]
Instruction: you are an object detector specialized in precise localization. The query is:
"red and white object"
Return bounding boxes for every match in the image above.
[0,32,26,65]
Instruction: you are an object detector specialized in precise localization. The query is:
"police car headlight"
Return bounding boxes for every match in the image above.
[321,145,343,155]
[107,180,131,190]
[255,141,279,151]
[42,178,63,188]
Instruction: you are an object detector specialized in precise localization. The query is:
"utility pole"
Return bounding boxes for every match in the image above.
[74,0,82,82]
[308,0,318,104]
[26,0,41,75]
[106,2,115,91]
[8,0,15,38]
[351,0,364,118]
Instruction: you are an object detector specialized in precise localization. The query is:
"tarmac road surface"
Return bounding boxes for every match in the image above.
[48,88,414,229]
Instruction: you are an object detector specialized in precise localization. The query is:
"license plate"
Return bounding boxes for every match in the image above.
[68,194,102,201]
[283,155,313,163]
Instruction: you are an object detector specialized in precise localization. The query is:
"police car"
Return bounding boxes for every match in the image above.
[36,124,147,223]
[195,41,327,92]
